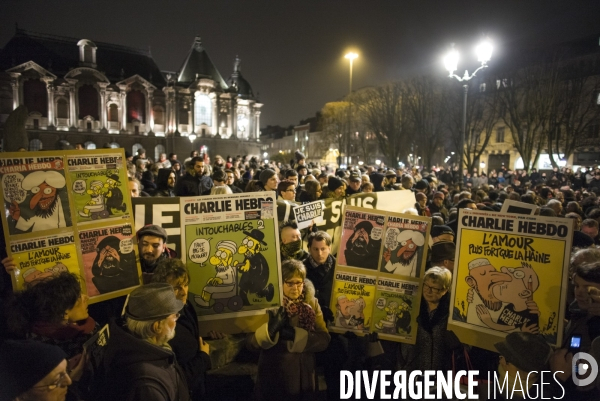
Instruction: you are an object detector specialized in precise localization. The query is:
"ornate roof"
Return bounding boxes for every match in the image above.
[176,36,228,90]
[0,28,166,87]
[226,56,254,99]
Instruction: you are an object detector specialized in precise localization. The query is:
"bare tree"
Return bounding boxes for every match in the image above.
[320,101,351,166]
[494,58,562,172]
[404,75,452,169]
[354,82,410,166]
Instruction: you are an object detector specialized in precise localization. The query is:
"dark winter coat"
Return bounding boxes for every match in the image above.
[248,280,331,401]
[169,300,211,400]
[175,172,213,196]
[304,255,336,309]
[96,319,190,401]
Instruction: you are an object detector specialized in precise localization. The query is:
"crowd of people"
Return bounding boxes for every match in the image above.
[1,147,600,401]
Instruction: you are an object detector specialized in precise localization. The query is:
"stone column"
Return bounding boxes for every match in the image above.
[211,94,217,136]
[98,83,108,133]
[254,109,262,141]
[66,80,77,130]
[188,96,194,134]
[9,73,21,110]
[146,87,154,134]
[41,78,55,128]
[118,85,127,133]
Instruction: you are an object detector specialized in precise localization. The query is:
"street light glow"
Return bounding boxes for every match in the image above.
[189,133,197,142]
[444,46,459,75]
[345,52,358,61]
[476,39,493,64]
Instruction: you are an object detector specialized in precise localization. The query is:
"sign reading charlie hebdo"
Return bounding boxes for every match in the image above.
[329,205,429,343]
[448,209,573,351]
[0,150,140,303]
[180,191,282,321]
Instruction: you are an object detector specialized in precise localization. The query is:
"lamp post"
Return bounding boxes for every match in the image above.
[444,39,493,187]
[345,52,358,167]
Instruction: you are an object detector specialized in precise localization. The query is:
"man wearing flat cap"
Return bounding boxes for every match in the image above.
[9,170,69,232]
[137,224,177,283]
[98,283,189,401]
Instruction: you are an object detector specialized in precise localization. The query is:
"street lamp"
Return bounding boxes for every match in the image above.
[345,52,358,167]
[444,38,492,187]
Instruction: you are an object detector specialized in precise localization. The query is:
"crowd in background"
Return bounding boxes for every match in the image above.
[1,146,600,400]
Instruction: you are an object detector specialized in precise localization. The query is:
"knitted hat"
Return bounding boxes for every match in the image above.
[137,224,168,242]
[433,191,445,200]
[431,225,454,238]
[0,340,67,401]
[125,282,183,321]
[494,332,551,372]
[415,180,429,190]
[415,192,427,202]
[328,176,344,192]
[259,169,277,185]
[430,241,456,263]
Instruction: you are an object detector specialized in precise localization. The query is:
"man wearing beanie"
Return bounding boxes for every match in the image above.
[0,340,71,401]
[325,176,345,199]
[259,168,279,192]
[94,283,189,401]
[430,241,456,272]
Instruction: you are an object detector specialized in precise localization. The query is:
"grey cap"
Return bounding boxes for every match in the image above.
[136,224,168,242]
[494,332,551,372]
[125,283,183,321]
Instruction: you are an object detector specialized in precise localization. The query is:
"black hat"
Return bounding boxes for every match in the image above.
[96,235,121,251]
[0,340,67,401]
[295,151,306,161]
[431,225,454,238]
[242,229,267,245]
[328,176,344,192]
[494,332,551,372]
[415,180,429,190]
[430,241,456,263]
[109,174,121,182]
[573,231,594,249]
[349,173,361,182]
[354,220,374,235]
[137,224,168,242]
[125,282,184,321]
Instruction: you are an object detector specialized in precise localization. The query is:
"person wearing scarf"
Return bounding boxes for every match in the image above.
[280,221,309,262]
[5,271,98,399]
[248,260,330,401]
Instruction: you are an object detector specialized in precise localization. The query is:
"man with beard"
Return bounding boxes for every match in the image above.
[136,225,177,283]
[9,170,68,232]
[344,221,382,270]
[463,258,512,328]
[236,229,274,306]
[382,230,425,277]
[91,235,138,293]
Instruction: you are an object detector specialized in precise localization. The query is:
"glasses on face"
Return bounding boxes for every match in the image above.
[34,371,70,391]
[423,283,444,294]
[284,280,304,288]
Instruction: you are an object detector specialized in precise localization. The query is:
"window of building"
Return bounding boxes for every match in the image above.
[132,143,143,156]
[84,141,96,149]
[195,94,211,126]
[155,144,165,161]
[108,104,118,122]
[153,106,164,125]
[78,85,99,119]
[56,98,68,119]
[127,90,146,123]
[29,139,43,151]
[109,142,120,149]
[23,79,48,117]
[496,127,505,143]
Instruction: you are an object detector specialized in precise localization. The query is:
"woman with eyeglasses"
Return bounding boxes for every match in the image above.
[299,180,323,203]
[5,272,97,399]
[277,180,297,202]
[248,259,330,401]
[151,259,213,401]
[0,340,72,401]
[398,266,457,373]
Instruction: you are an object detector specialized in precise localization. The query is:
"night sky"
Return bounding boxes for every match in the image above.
[2,0,599,128]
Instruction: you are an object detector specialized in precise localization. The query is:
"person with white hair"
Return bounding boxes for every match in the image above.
[9,170,68,232]
[382,230,425,276]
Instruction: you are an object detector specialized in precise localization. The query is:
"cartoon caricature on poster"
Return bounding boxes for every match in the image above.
[9,233,80,291]
[80,224,139,298]
[329,271,376,334]
[0,156,72,235]
[181,192,282,320]
[67,153,128,223]
[337,208,385,270]
[380,215,429,278]
[448,209,572,350]
[372,277,420,342]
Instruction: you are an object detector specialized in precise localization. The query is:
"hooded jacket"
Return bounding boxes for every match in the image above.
[95,319,190,401]
[156,168,175,197]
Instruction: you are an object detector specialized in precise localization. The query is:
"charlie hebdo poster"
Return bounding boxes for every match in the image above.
[0,150,139,302]
[180,192,282,321]
[448,209,572,350]
[329,206,427,343]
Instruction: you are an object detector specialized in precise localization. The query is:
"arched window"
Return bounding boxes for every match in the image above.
[78,85,99,119]
[194,94,211,126]
[132,143,144,156]
[29,139,43,151]
[154,144,165,161]
[84,141,96,149]
[56,98,68,119]
[23,79,48,117]
[153,106,164,125]
[109,142,120,149]
[108,104,119,122]
[127,90,145,123]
